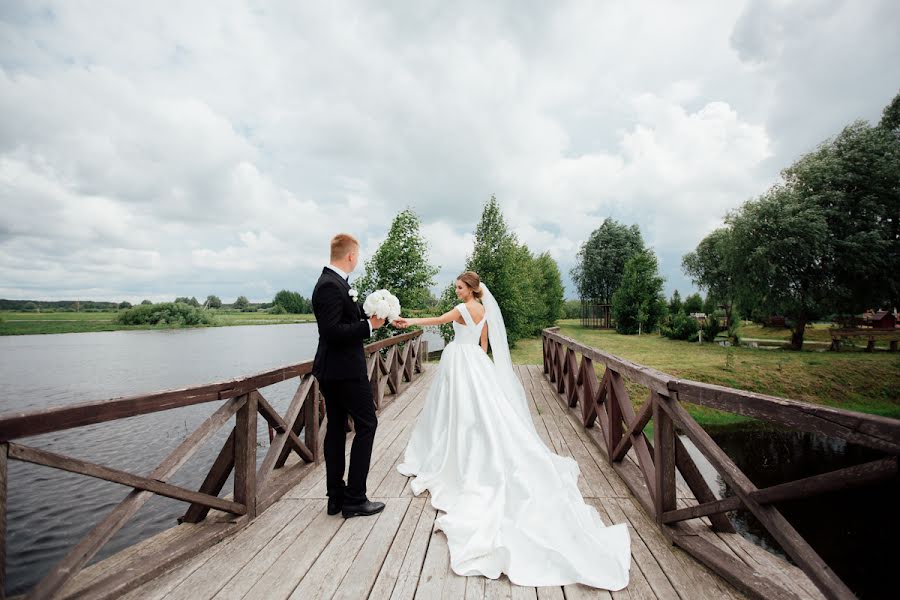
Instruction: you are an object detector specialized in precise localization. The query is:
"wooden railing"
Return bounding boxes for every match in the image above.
[0,330,426,600]
[828,327,900,352]
[542,327,899,600]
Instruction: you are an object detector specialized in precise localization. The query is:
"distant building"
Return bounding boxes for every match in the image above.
[767,315,787,328]
[860,309,897,330]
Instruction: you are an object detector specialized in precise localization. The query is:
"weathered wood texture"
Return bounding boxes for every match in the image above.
[542,326,898,600]
[75,364,828,600]
[1,331,426,600]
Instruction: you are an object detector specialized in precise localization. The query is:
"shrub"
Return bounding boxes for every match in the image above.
[662,312,699,341]
[563,299,582,319]
[116,302,216,327]
[272,290,310,314]
[702,314,721,341]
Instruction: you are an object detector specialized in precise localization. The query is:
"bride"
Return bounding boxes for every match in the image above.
[391,271,630,590]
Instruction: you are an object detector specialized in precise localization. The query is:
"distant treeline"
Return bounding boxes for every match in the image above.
[0,299,119,311]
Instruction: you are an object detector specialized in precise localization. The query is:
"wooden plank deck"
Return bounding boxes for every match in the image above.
[65,364,824,600]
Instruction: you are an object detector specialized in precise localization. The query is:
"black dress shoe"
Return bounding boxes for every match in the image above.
[342,499,385,519]
[327,498,343,516]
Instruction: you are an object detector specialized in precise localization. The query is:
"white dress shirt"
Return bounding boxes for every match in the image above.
[326,264,372,336]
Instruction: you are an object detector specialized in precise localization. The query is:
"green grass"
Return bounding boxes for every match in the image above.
[0,310,315,335]
[212,311,315,326]
[510,319,900,428]
[738,323,833,343]
[737,322,896,350]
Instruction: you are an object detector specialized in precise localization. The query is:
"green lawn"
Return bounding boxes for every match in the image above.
[0,310,315,335]
[738,323,833,343]
[510,320,900,428]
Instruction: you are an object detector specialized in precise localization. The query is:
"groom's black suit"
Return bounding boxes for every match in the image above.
[312,267,377,505]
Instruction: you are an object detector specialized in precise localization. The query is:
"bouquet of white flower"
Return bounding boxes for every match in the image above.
[363,289,402,321]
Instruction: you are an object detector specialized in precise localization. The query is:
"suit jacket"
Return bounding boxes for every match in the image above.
[312,267,371,382]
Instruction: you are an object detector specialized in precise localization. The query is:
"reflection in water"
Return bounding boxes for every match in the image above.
[0,324,443,596]
[683,428,898,599]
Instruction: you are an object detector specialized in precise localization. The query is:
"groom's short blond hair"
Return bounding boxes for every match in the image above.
[330,233,360,261]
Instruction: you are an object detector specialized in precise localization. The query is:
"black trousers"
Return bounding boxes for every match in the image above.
[319,377,378,504]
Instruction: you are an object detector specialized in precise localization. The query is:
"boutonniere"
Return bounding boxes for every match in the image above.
[349,288,359,302]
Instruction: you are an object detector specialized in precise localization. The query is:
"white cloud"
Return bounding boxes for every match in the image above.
[0,0,897,303]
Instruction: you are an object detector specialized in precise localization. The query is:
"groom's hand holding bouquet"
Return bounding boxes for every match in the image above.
[363,289,402,327]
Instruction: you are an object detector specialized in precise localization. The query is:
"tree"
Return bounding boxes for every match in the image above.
[611,250,666,335]
[273,290,311,314]
[668,290,683,315]
[431,196,563,345]
[682,227,737,326]
[205,295,222,309]
[728,187,832,350]
[174,297,191,304]
[721,91,900,349]
[356,208,440,311]
[465,195,529,343]
[781,115,900,314]
[571,219,645,304]
[533,252,565,329]
[140,299,153,305]
[880,91,900,133]
[118,301,132,310]
[683,293,703,314]
[233,296,250,310]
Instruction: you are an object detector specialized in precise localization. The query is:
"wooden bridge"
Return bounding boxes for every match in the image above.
[1,328,897,599]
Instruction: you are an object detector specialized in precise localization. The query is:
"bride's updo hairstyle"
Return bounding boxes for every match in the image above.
[457,271,484,300]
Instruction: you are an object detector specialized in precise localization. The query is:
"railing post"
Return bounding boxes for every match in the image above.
[234,393,257,519]
[607,373,623,460]
[306,380,321,464]
[542,334,549,374]
[653,393,676,524]
[404,343,414,382]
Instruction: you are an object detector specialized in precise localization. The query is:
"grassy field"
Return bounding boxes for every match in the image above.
[0,310,314,335]
[510,320,900,428]
[738,323,833,343]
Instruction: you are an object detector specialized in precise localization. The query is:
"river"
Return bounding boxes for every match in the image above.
[0,323,443,596]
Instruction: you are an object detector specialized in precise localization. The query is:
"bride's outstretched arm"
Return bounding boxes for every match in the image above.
[393,307,461,328]
[480,322,489,353]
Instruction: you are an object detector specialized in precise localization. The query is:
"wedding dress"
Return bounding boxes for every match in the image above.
[396,285,631,590]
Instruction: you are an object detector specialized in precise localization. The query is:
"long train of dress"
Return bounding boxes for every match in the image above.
[396,304,630,590]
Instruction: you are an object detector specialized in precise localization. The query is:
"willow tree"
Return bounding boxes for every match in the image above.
[724,91,900,349]
[682,227,737,327]
[571,218,645,305]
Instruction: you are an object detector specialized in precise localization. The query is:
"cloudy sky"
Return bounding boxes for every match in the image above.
[1,1,898,304]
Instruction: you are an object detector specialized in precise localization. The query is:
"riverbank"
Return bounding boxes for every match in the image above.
[0,310,315,335]
[509,320,900,428]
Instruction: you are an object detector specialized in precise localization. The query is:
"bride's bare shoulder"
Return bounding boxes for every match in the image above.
[467,301,485,320]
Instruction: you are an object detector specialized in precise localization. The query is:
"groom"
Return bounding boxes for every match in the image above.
[312,233,386,518]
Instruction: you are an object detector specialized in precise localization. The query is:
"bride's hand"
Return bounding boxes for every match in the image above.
[392,318,410,328]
